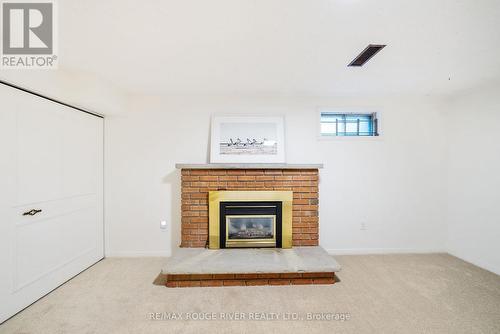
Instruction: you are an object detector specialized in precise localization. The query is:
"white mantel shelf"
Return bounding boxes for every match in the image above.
[175,163,323,169]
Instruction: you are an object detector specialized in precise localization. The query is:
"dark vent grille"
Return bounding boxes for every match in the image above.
[348,44,386,67]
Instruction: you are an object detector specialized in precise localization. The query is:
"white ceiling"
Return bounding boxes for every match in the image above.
[5,0,500,97]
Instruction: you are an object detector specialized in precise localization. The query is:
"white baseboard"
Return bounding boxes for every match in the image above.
[106,248,446,257]
[105,251,171,257]
[325,247,446,255]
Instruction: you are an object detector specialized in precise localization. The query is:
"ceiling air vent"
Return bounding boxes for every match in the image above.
[348,44,386,67]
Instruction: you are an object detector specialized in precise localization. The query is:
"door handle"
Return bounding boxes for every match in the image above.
[23,209,42,216]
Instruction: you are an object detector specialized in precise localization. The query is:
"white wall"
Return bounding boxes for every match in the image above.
[445,84,500,275]
[0,70,126,116]
[105,95,448,256]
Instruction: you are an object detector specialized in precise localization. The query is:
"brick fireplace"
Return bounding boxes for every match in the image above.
[180,167,320,248]
[162,163,340,288]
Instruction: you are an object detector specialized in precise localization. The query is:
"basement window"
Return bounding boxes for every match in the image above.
[320,111,379,137]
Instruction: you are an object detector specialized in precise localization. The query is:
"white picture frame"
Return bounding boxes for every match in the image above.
[210,115,286,163]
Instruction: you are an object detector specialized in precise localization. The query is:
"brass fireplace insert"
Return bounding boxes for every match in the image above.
[208,190,293,249]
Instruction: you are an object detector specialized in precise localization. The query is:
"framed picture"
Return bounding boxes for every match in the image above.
[210,115,286,163]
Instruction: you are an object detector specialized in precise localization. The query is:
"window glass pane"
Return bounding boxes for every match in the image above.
[320,112,377,136]
[337,121,345,135]
[321,122,337,135]
[321,114,343,122]
[359,120,370,135]
[359,115,372,135]
[345,120,357,134]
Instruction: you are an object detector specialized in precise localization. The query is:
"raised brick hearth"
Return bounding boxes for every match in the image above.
[180,168,319,248]
[161,247,340,288]
[165,272,336,287]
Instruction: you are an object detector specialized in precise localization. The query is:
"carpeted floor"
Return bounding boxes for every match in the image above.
[1,254,499,334]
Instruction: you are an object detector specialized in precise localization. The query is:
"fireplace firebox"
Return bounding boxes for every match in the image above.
[208,191,293,249]
[220,201,282,248]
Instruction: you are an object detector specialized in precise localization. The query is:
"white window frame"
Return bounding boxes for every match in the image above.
[317,108,383,141]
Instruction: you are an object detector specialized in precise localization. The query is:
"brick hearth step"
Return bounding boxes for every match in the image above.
[161,246,341,288]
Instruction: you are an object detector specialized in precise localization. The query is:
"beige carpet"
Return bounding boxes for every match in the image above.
[1,254,499,334]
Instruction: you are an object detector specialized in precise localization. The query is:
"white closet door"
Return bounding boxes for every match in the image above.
[0,84,104,323]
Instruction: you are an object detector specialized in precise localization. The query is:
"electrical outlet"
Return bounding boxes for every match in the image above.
[360,222,367,231]
[160,220,168,230]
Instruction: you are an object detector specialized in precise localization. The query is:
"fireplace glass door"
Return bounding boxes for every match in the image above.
[220,201,282,248]
[226,215,276,248]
